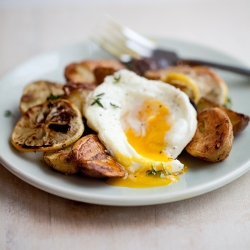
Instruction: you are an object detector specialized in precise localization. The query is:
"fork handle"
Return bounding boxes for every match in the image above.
[181,59,250,77]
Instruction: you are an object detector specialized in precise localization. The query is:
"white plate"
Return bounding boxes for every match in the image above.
[0,38,250,206]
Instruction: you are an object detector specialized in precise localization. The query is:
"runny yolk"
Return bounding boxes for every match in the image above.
[106,173,179,188]
[125,99,171,162]
[106,99,183,189]
[105,162,187,188]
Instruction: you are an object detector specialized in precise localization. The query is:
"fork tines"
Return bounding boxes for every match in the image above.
[92,15,157,62]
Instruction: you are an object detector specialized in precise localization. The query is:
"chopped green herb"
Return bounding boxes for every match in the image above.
[113,75,121,83]
[125,62,132,71]
[160,172,165,178]
[146,166,172,178]
[47,93,62,101]
[223,97,232,109]
[4,110,12,117]
[146,166,157,176]
[110,103,121,109]
[91,93,105,108]
[91,98,103,108]
[96,93,105,97]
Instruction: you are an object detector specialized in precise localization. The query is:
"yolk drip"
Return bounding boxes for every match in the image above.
[105,161,187,188]
[106,173,179,188]
[124,99,171,162]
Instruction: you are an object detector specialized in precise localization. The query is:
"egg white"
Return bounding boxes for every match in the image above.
[83,69,197,174]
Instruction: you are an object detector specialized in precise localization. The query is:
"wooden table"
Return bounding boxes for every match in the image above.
[1,1,250,249]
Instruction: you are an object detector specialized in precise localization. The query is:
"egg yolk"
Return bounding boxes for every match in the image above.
[124,99,171,162]
[105,160,187,188]
[106,172,179,188]
[106,99,180,188]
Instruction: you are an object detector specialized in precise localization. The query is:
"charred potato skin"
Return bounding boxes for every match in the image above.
[72,134,126,178]
[197,97,250,135]
[43,145,79,175]
[94,67,116,85]
[186,107,234,162]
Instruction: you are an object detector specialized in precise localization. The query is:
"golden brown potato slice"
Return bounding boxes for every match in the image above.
[64,61,97,86]
[65,89,90,116]
[72,134,126,178]
[11,99,84,152]
[186,107,234,162]
[44,144,79,175]
[20,80,64,114]
[63,82,93,116]
[193,66,228,105]
[64,59,125,86]
[94,67,117,85]
[197,97,250,135]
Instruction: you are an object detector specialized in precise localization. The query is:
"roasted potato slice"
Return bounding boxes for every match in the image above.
[197,97,250,134]
[64,61,97,86]
[193,66,228,105]
[64,59,125,86]
[11,99,84,152]
[63,82,92,116]
[65,88,90,116]
[72,134,126,178]
[20,80,64,114]
[186,107,234,162]
[93,60,125,84]
[94,67,117,85]
[44,144,78,175]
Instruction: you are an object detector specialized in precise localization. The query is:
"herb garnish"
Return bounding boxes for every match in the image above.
[110,103,121,109]
[125,62,132,70]
[223,97,232,109]
[4,110,12,117]
[113,75,121,83]
[47,93,63,101]
[96,93,105,97]
[91,93,105,108]
[146,166,171,178]
[146,166,157,176]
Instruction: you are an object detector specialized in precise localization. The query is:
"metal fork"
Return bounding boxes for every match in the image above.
[92,15,250,77]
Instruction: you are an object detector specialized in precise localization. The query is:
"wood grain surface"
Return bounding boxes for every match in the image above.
[1,1,250,249]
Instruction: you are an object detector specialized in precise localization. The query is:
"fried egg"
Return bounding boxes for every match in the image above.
[83,69,197,187]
